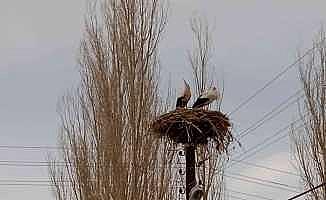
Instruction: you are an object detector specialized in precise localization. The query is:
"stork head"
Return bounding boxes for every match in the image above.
[210,86,219,100]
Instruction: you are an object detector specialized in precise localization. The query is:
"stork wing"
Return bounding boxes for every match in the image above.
[192,97,209,108]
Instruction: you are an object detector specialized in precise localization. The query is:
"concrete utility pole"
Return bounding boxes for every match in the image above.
[185,145,196,200]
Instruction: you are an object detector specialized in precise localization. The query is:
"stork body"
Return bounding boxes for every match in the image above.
[176,80,191,108]
[192,87,219,109]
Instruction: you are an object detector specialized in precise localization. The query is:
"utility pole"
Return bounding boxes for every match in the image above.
[185,145,196,200]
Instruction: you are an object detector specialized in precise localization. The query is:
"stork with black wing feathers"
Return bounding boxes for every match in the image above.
[192,87,219,109]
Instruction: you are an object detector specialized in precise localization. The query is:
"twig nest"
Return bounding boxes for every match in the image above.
[151,108,232,152]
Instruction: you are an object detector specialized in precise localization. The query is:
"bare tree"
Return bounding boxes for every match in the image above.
[49,0,176,200]
[188,16,226,200]
[291,29,326,200]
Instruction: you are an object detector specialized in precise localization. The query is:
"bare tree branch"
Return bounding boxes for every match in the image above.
[291,28,326,200]
[50,0,175,199]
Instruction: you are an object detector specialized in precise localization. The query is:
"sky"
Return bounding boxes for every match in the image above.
[1,0,326,199]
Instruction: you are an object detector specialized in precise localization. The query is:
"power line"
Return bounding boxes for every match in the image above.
[228,172,300,190]
[0,159,299,179]
[228,95,305,168]
[0,176,296,194]
[234,122,304,163]
[228,41,324,116]
[0,161,298,191]
[0,170,298,194]
[288,182,326,200]
[230,116,305,166]
[227,188,275,200]
[0,145,61,150]
[224,124,304,197]
[224,122,305,197]
[230,159,299,176]
[1,163,296,191]
[238,91,303,138]
[225,174,299,193]
[0,183,55,187]
[0,180,68,183]
[0,179,280,200]
[238,99,298,139]
[0,181,291,200]
[235,133,287,162]
[228,194,248,200]
[0,160,298,182]
[0,143,301,194]
[0,122,306,197]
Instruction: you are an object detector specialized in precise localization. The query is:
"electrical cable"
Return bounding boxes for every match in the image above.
[228,39,325,116]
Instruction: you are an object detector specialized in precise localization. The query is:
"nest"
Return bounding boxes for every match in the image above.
[151,109,232,152]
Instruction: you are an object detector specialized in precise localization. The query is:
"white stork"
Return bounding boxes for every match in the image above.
[176,80,191,108]
[192,87,219,109]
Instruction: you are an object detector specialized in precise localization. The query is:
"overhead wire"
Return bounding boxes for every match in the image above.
[0,173,296,193]
[227,172,300,190]
[0,176,292,200]
[0,159,299,179]
[0,161,297,191]
[0,120,304,192]
[230,120,305,166]
[227,188,276,200]
[237,91,303,138]
[0,180,283,200]
[224,44,320,198]
[230,159,299,176]
[226,90,304,168]
[228,194,249,200]
[225,174,299,193]
[0,131,302,194]
[225,118,306,198]
[228,40,324,116]
[288,182,326,200]
[0,145,61,150]
[0,175,290,192]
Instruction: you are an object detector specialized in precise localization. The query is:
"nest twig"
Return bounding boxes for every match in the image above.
[151,108,232,153]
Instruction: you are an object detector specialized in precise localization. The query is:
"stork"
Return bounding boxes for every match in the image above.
[192,87,219,109]
[176,80,191,108]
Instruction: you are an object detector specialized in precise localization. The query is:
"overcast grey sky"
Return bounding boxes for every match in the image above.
[1,0,326,200]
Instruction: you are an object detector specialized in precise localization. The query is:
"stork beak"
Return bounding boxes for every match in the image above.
[183,80,191,92]
[183,79,190,88]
